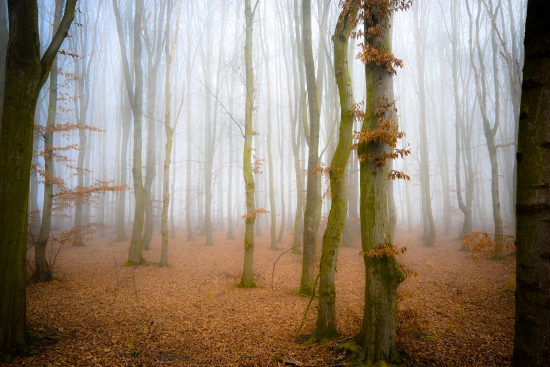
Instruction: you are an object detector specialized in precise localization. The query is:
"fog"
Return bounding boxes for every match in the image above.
[22,0,525,249]
[0,0,533,364]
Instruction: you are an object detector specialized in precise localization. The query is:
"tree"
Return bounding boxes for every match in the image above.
[299,0,321,297]
[160,0,183,267]
[313,0,358,340]
[113,0,146,265]
[239,0,260,288]
[512,0,550,364]
[0,0,77,355]
[355,0,410,365]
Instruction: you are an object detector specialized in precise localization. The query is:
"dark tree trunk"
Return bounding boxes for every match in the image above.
[0,0,77,355]
[512,1,550,365]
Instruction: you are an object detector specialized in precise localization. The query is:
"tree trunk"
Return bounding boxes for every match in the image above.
[512,1,550,364]
[239,0,258,289]
[356,4,406,365]
[0,0,77,355]
[413,1,435,247]
[299,0,321,297]
[0,0,7,130]
[313,3,357,340]
[113,0,146,265]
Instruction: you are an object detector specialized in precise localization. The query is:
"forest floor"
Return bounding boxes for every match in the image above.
[11,226,515,366]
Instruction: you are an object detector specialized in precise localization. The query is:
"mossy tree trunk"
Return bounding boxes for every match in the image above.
[113,0,146,265]
[299,0,321,297]
[356,4,406,365]
[313,2,358,341]
[0,0,77,355]
[239,0,259,289]
[512,0,550,364]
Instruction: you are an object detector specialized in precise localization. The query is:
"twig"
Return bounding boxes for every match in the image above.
[294,273,320,342]
[271,242,302,289]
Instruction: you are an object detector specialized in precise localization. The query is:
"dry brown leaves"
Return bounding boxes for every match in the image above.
[11,227,514,366]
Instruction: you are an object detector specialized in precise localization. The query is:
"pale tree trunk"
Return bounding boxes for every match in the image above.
[466,0,503,249]
[115,83,130,241]
[451,1,474,241]
[142,1,165,250]
[239,0,259,288]
[290,0,306,255]
[356,4,406,365]
[313,2,357,340]
[73,12,95,247]
[512,0,550,364]
[299,0,321,297]
[160,0,182,267]
[113,0,146,265]
[259,12,278,249]
[34,0,63,281]
[413,1,435,247]
[0,0,77,354]
[185,2,194,242]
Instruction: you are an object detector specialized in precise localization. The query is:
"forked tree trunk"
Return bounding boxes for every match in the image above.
[512,0,550,364]
[113,0,146,265]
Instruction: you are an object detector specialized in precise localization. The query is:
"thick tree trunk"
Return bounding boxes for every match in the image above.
[512,1,550,364]
[356,5,405,365]
[313,3,357,340]
[0,0,77,354]
[239,0,258,288]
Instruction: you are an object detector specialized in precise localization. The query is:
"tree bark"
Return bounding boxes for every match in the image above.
[239,0,259,288]
[356,4,406,365]
[512,0,550,364]
[313,2,357,340]
[0,0,77,354]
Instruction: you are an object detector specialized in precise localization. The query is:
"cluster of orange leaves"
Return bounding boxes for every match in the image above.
[241,208,270,220]
[252,155,265,174]
[461,231,516,259]
[361,243,407,258]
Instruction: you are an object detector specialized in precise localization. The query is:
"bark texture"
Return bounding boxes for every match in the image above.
[0,0,77,354]
[313,2,357,341]
[512,0,550,365]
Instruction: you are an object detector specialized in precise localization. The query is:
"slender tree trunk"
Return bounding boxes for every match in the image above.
[239,0,258,288]
[0,0,7,130]
[313,3,357,340]
[413,2,435,247]
[299,0,321,297]
[512,1,550,364]
[113,0,146,265]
